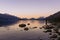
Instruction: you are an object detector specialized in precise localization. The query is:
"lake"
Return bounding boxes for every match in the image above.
[0,20,51,40]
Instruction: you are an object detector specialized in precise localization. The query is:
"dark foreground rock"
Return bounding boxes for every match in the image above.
[57,37,60,40]
[24,27,29,31]
[42,25,54,29]
[19,24,26,27]
[33,27,37,29]
[27,23,30,25]
[43,29,52,33]
[50,34,57,38]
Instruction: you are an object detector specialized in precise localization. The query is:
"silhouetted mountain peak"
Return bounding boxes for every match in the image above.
[46,11,60,22]
[0,13,20,26]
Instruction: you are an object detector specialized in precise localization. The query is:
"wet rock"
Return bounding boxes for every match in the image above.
[24,27,29,31]
[50,34,57,38]
[57,37,60,40]
[43,31,47,33]
[52,23,57,25]
[57,32,60,35]
[47,29,52,32]
[53,28,59,33]
[33,27,37,29]
[49,32,52,35]
[51,39,55,40]
[39,27,42,29]
[43,29,52,33]
[19,24,26,27]
[43,25,54,29]
[42,26,45,28]
[27,23,30,25]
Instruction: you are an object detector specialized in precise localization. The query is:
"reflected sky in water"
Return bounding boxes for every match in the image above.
[0,20,50,40]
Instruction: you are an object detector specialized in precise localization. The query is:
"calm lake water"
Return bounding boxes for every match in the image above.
[0,20,50,40]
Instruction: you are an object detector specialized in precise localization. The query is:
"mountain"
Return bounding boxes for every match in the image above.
[46,11,60,22]
[29,18,36,20]
[20,18,28,20]
[29,17,45,20]
[0,13,20,26]
[37,17,45,20]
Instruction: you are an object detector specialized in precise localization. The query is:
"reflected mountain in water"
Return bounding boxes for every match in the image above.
[0,13,20,26]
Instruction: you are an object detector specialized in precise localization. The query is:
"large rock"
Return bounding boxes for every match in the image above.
[42,25,54,29]
[50,34,57,38]
[24,27,29,31]
[19,24,26,27]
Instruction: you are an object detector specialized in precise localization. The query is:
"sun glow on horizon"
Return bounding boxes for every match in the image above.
[0,0,60,18]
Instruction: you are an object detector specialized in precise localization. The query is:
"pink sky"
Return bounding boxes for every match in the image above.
[0,0,60,18]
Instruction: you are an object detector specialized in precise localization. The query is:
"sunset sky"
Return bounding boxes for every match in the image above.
[0,0,60,18]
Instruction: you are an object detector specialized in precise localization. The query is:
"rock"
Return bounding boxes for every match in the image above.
[43,29,52,33]
[24,27,29,31]
[50,34,57,38]
[40,27,42,29]
[27,23,30,25]
[57,37,60,40]
[49,32,52,35]
[43,25,54,29]
[53,28,59,33]
[43,31,47,33]
[19,24,26,27]
[57,32,60,35]
[33,27,37,29]
[47,29,52,32]
[51,39,55,40]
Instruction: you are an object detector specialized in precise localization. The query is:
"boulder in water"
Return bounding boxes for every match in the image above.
[43,25,54,29]
[27,23,30,25]
[19,24,26,27]
[33,27,37,29]
[24,27,29,31]
[50,34,57,38]
[43,29,52,33]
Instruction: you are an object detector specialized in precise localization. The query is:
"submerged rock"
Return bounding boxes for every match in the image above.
[33,27,37,29]
[43,29,52,33]
[49,32,52,35]
[57,32,60,35]
[57,37,60,40]
[53,28,59,33]
[43,25,54,29]
[27,23,30,25]
[24,27,29,31]
[50,34,57,38]
[39,27,42,29]
[19,24,26,27]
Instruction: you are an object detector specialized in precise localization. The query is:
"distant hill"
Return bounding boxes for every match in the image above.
[29,17,45,20]
[29,18,36,20]
[46,11,60,22]
[0,13,20,26]
[20,18,28,20]
[37,17,45,20]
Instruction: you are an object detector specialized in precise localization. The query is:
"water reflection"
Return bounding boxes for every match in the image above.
[0,20,50,40]
[0,20,19,27]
